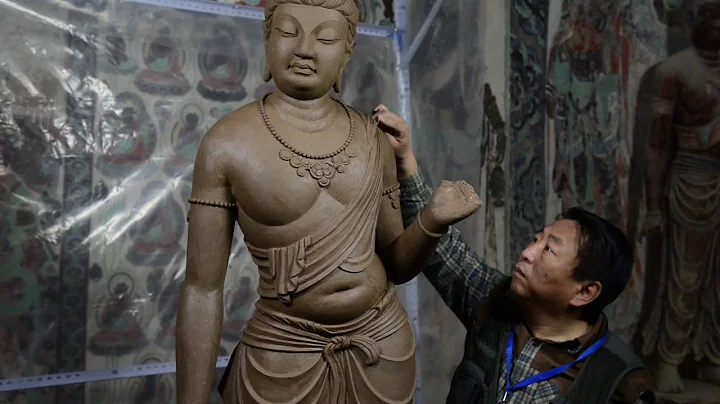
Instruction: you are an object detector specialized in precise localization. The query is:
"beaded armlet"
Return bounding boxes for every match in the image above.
[186,198,237,222]
[382,183,400,209]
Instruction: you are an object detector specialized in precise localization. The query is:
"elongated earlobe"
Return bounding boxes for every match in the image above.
[333,67,345,93]
[264,65,272,82]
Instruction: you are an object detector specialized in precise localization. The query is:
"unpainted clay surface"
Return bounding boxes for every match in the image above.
[175,1,483,403]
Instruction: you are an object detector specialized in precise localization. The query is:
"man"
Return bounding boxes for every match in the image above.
[372,105,655,403]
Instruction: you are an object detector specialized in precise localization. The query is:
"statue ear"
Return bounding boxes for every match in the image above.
[333,67,345,94]
[263,64,272,82]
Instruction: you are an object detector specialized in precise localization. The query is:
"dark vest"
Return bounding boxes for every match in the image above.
[445,278,648,404]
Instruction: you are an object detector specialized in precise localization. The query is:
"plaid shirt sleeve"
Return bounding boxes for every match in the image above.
[399,170,506,328]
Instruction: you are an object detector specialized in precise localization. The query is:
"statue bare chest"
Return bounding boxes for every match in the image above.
[227,129,373,231]
[676,62,720,125]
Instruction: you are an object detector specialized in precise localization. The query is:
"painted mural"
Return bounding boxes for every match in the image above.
[211,0,396,26]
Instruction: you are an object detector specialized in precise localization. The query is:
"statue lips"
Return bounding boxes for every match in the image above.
[290,61,315,75]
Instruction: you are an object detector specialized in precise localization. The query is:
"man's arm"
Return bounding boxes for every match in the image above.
[645,61,678,224]
[399,162,505,328]
[176,126,235,404]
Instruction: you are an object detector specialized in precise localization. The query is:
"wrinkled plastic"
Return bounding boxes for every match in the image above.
[0,0,399,402]
[407,0,488,402]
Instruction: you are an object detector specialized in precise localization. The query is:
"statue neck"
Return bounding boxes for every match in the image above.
[694,48,720,65]
[271,92,337,125]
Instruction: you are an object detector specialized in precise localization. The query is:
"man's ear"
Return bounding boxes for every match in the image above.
[569,280,602,309]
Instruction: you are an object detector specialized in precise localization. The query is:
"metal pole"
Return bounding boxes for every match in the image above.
[401,0,446,68]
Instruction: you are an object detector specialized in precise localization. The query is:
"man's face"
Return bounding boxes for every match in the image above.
[265,4,350,100]
[510,219,587,311]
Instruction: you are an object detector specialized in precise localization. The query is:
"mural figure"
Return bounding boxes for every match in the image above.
[547,0,630,230]
[88,272,149,356]
[96,92,158,179]
[164,103,205,181]
[98,25,138,76]
[196,24,249,102]
[134,19,191,96]
[126,181,186,267]
[641,0,720,393]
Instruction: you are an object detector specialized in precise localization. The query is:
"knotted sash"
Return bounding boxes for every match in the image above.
[235,284,415,404]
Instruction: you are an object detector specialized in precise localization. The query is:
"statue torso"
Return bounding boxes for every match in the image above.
[667,48,720,157]
[218,100,388,324]
[227,102,371,243]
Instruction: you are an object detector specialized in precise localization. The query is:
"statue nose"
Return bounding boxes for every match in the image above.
[294,40,313,58]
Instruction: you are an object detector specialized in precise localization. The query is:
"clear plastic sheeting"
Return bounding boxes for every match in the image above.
[0,0,399,402]
[407,0,488,402]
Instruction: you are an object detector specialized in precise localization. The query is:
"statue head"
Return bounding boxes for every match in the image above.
[690,0,720,50]
[263,0,359,100]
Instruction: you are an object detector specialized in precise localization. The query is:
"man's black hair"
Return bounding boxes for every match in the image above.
[558,207,634,322]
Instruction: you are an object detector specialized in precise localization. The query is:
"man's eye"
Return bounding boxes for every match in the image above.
[318,38,339,44]
[544,245,554,254]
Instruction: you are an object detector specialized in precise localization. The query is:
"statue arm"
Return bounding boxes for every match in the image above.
[375,131,443,285]
[646,62,678,212]
[177,127,235,404]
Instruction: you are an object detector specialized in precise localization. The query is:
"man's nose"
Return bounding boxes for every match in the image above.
[521,243,542,264]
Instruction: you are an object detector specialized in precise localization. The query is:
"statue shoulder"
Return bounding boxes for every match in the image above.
[345,104,373,126]
[216,101,261,135]
[657,49,694,79]
[344,105,394,171]
[345,104,380,141]
[207,102,261,140]
[196,102,260,163]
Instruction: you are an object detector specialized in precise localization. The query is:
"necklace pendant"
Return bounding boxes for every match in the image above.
[501,391,509,403]
[279,147,355,188]
[261,93,357,189]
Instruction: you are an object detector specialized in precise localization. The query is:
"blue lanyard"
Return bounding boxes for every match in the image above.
[502,325,609,402]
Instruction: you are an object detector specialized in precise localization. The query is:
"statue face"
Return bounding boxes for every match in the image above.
[265,4,350,100]
[694,2,720,49]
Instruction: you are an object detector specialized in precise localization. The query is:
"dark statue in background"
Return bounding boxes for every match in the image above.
[641,0,720,393]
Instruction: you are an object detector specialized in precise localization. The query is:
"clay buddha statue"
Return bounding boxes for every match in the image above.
[176,1,482,403]
[641,0,720,393]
